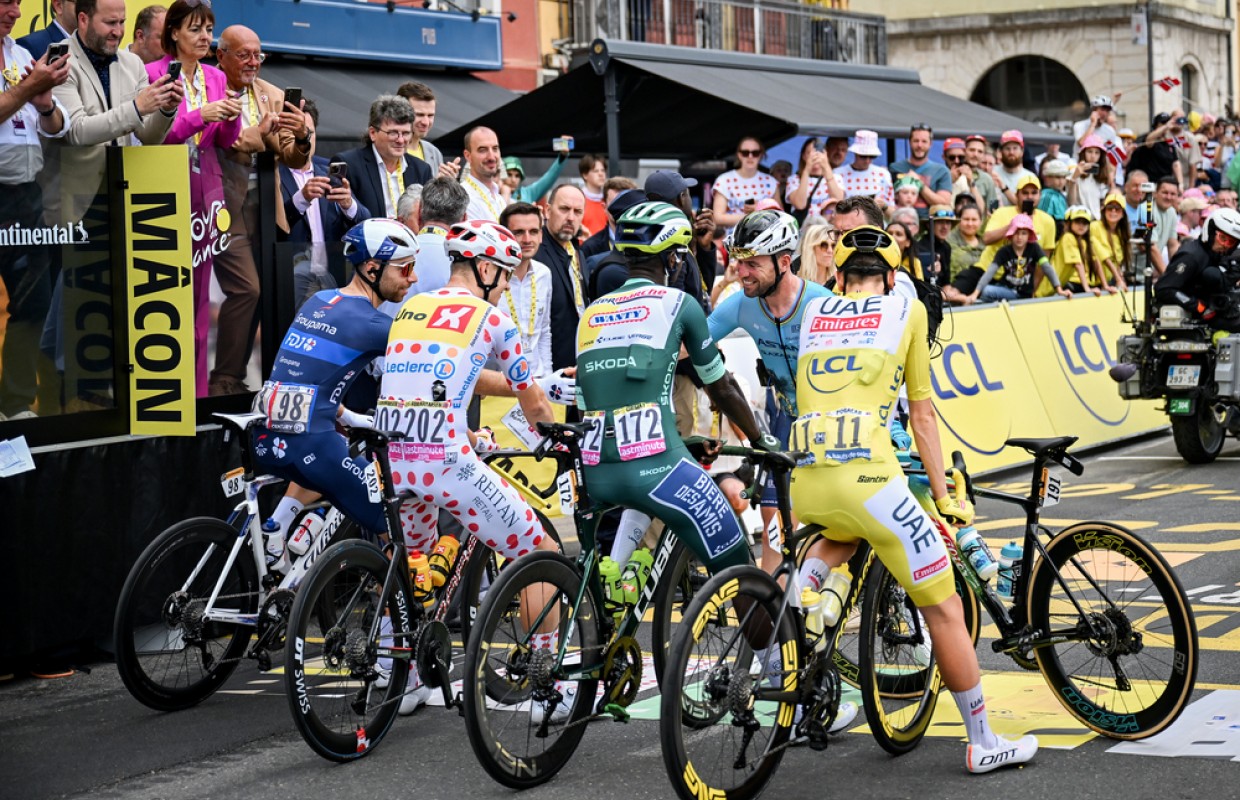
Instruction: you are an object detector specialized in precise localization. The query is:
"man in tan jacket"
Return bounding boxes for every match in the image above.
[210,24,310,396]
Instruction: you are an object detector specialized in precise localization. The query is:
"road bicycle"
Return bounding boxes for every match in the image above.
[114,412,367,711]
[281,432,565,762]
[461,421,734,790]
[659,435,1198,800]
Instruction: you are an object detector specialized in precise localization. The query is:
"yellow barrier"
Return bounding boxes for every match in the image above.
[479,396,567,516]
[930,292,1164,472]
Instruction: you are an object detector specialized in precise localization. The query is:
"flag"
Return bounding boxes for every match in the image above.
[1155,76,1182,92]
[1103,140,1126,170]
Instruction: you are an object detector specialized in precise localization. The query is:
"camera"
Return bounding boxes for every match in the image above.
[1140,181,1157,194]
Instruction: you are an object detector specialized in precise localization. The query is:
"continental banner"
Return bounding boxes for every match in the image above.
[122,146,195,436]
[479,396,567,517]
[929,293,1164,473]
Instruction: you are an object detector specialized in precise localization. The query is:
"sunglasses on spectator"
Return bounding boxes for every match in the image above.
[185,0,212,7]
[738,149,762,157]
[910,124,932,135]
[947,155,966,164]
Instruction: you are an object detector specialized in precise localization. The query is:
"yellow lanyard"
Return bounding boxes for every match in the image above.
[565,241,584,312]
[464,174,501,220]
[384,160,405,217]
[504,270,538,338]
[182,63,206,146]
[244,86,260,128]
[419,224,449,237]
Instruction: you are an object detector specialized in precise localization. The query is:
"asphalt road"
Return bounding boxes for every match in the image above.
[3,430,1240,800]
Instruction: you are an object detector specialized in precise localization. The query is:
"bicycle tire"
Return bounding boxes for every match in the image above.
[284,538,410,762]
[1028,521,1199,739]
[461,509,563,702]
[858,559,942,756]
[463,550,601,790]
[660,564,797,800]
[114,517,258,711]
[650,537,706,689]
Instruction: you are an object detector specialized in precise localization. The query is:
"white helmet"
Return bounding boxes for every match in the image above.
[1090,95,1113,109]
[1202,207,1240,245]
[727,210,800,259]
[342,218,419,266]
[445,220,522,271]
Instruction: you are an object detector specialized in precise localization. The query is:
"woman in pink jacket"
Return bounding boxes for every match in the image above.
[147,0,242,396]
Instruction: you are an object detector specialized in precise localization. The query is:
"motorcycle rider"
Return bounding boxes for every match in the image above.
[1155,208,1240,331]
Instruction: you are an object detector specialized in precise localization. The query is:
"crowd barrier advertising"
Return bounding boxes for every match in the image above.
[931,292,1165,473]
[479,397,568,517]
[122,146,195,436]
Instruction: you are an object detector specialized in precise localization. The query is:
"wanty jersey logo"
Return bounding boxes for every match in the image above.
[428,304,477,332]
[588,307,649,327]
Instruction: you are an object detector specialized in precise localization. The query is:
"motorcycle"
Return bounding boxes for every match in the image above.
[1112,274,1240,464]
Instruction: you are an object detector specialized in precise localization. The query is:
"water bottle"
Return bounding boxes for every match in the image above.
[801,589,827,652]
[599,556,623,618]
[818,567,851,627]
[408,550,434,606]
[262,518,286,569]
[287,511,325,556]
[996,541,1023,600]
[956,526,999,582]
[428,535,459,588]
[619,549,655,607]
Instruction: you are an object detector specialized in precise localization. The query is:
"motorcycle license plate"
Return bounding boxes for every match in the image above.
[1166,365,1200,388]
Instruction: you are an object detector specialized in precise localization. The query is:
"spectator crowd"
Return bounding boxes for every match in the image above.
[2,0,1237,426]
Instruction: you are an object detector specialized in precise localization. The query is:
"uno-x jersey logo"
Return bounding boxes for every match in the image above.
[428,304,477,332]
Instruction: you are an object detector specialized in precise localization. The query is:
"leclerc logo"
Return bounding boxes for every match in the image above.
[1052,323,1127,426]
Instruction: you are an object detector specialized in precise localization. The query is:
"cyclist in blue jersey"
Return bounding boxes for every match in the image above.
[707,211,833,577]
[251,218,419,549]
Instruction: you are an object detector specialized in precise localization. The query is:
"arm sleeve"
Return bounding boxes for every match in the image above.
[903,301,933,402]
[706,290,742,344]
[681,300,727,384]
[973,248,1006,294]
[490,315,535,392]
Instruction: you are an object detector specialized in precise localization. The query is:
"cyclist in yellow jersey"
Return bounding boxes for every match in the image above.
[790,226,1038,773]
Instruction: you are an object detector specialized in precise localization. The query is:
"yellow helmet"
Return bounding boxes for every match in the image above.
[834,225,902,273]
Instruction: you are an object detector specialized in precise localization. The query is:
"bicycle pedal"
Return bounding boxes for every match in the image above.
[602,703,630,722]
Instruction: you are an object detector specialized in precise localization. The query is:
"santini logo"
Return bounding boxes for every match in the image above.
[0,221,89,247]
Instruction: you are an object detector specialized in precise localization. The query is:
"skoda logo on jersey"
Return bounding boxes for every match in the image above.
[434,359,455,380]
[508,357,531,384]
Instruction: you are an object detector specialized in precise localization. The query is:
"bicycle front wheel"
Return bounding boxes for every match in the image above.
[660,564,797,800]
[284,539,410,762]
[114,517,258,711]
[1028,522,1198,739]
[859,560,942,755]
[651,536,709,692]
[463,550,601,790]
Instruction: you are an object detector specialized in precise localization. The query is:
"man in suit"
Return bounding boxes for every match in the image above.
[396,81,446,176]
[335,95,433,222]
[534,183,586,372]
[16,0,75,58]
[55,0,181,208]
[210,24,312,395]
[277,99,370,307]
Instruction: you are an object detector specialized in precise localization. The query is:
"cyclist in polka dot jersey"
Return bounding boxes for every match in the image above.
[378,220,559,562]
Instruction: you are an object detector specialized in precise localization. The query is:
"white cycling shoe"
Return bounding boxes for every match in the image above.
[966,734,1038,774]
[530,682,577,726]
[399,678,433,716]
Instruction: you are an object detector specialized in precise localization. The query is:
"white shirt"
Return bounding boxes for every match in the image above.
[0,36,70,184]
[406,229,451,296]
[1071,118,1123,158]
[371,144,405,218]
[995,165,1036,194]
[837,163,894,205]
[500,258,553,378]
[462,173,506,222]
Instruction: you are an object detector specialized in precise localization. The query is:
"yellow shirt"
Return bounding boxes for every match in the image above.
[977,207,1058,270]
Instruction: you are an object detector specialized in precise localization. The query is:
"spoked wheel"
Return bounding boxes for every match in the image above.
[284,539,410,762]
[1028,522,1198,739]
[659,564,797,800]
[463,551,601,790]
[651,536,710,693]
[859,560,942,756]
[114,517,258,711]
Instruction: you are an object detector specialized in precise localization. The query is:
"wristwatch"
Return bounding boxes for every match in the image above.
[37,104,56,117]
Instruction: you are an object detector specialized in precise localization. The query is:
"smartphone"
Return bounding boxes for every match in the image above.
[746,197,756,205]
[1020,199,1035,214]
[1176,116,1188,125]
[166,61,182,82]
[552,136,575,153]
[328,161,347,189]
[46,42,69,61]
[284,87,302,110]
[1082,162,1099,175]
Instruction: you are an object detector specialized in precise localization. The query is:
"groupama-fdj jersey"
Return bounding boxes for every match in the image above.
[789,292,954,606]
[575,278,748,570]
[251,290,395,533]
[378,288,547,560]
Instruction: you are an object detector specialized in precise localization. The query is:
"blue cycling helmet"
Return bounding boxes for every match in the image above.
[342,218,419,267]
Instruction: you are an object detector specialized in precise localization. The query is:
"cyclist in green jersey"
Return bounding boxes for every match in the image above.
[575,202,777,579]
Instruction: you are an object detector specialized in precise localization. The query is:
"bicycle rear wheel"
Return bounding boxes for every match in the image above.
[659,564,797,800]
[463,551,601,790]
[858,560,942,755]
[1028,522,1198,739]
[114,517,258,711]
[284,539,410,762]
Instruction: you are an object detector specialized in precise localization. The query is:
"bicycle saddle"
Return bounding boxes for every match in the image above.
[1005,436,1078,458]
